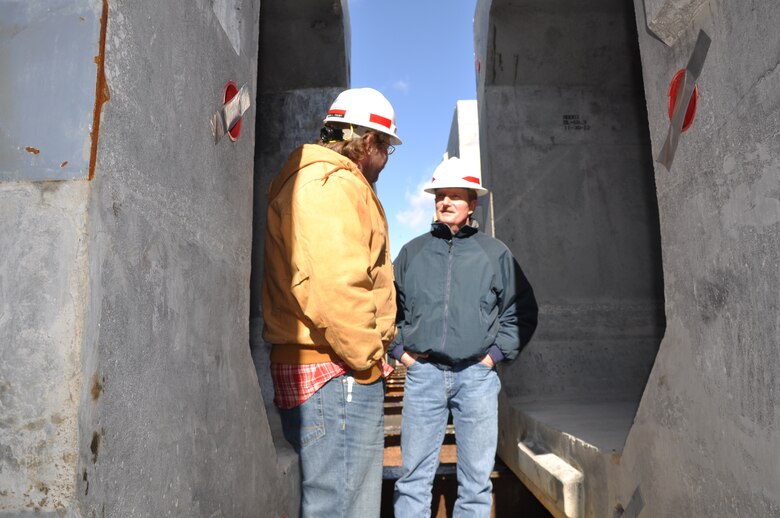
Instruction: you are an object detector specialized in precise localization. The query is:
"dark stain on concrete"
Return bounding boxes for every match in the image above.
[0,380,10,404]
[0,415,17,428]
[0,444,19,469]
[37,181,63,203]
[39,181,61,193]
[695,272,732,322]
[83,469,89,495]
[90,431,100,463]
[24,419,46,431]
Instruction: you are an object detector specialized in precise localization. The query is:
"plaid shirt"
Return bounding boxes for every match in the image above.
[272,360,394,409]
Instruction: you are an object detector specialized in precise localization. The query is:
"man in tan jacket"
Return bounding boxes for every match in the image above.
[262,88,401,517]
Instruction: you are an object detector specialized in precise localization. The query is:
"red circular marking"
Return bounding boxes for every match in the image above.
[223,80,241,141]
[667,69,699,133]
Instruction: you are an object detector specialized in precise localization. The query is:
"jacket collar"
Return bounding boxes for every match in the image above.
[431,220,479,239]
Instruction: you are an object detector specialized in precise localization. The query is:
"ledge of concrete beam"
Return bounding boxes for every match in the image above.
[259,0,350,92]
[644,0,710,46]
[510,441,584,518]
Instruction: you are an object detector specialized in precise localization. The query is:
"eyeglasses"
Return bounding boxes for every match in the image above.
[376,138,395,155]
[369,132,395,155]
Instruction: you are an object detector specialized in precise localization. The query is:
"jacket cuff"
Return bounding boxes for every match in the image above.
[389,343,405,361]
[487,345,505,364]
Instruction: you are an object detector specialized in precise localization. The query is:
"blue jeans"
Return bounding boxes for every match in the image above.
[394,359,500,517]
[279,374,385,518]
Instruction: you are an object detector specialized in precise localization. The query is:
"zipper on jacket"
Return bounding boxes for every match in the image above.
[440,238,454,350]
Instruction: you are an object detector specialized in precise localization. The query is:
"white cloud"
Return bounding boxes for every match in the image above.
[393,79,411,94]
[396,179,434,230]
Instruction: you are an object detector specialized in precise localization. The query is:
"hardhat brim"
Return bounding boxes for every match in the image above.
[423,179,489,197]
[373,126,402,146]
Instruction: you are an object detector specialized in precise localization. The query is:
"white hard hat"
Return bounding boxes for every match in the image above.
[323,88,402,145]
[424,157,488,197]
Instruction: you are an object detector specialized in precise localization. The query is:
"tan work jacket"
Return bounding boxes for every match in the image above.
[262,144,396,383]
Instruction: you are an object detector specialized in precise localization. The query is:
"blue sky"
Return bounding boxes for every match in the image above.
[347,0,478,260]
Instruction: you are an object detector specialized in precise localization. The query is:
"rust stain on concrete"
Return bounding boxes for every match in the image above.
[89,0,110,181]
[90,374,103,400]
[24,146,41,155]
[60,161,69,168]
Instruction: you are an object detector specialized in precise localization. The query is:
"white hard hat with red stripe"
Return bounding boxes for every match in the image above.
[424,156,488,197]
[323,88,402,145]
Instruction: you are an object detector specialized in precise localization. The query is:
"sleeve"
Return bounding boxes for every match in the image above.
[493,250,538,362]
[287,173,385,372]
[388,245,408,359]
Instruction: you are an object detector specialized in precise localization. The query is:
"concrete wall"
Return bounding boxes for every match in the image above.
[0,180,89,514]
[474,0,665,514]
[475,0,664,401]
[2,1,351,516]
[76,1,284,515]
[1,3,96,512]
[620,0,780,515]
[475,0,780,516]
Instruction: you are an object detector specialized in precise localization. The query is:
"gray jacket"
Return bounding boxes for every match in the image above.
[390,222,538,365]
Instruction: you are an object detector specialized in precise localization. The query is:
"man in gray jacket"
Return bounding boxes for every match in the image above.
[391,156,538,517]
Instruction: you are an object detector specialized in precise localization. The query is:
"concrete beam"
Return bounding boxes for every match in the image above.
[259,0,350,93]
[510,441,584,518]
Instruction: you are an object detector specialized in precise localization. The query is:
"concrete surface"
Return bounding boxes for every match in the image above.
[74,1,289,516]
[0,181,89,514]
[511,439,583,518]
[446,100,481,168]
[475,0,664,398]
[476,0,780,516]
[507,395,640,454]
[1,1,351,516]
[620,0,780,515]
[475,0,664,514]
[258,0,350,92]
[3,0,779,516]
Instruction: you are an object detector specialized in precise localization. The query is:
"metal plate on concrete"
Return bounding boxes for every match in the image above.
[0,0,103,181]
[657,30,711,171]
